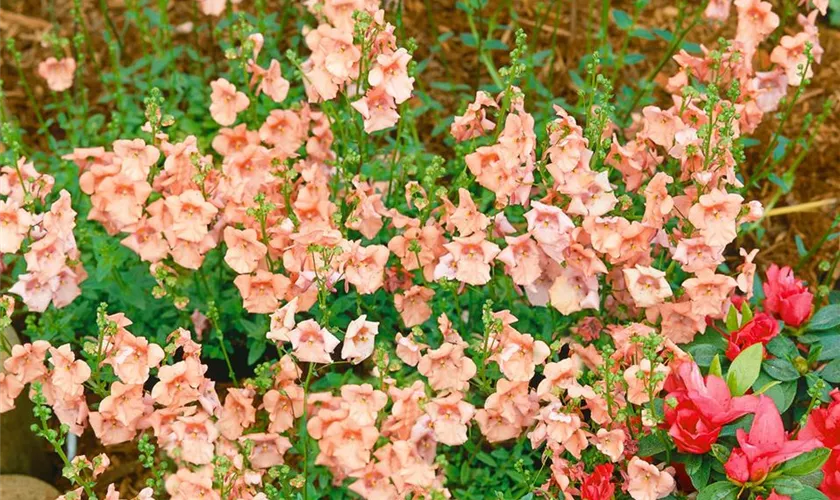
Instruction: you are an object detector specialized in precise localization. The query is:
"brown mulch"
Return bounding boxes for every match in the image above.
[0,0,839,494]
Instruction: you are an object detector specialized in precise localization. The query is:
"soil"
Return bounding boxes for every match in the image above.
[0,0,839,495]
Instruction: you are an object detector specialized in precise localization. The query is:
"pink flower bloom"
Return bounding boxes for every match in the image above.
[209,78,250,126]
[105,331,165,385]
[763,264,814,327]
[342,242,389,294]
[735,0,780,49]
[592,428,626,462]
[442,232,500,286]
[258,109,306,154]
[263,383,304,433]
[351,86,400,133]
[49,344,91,400]
[217,388,256,440]
[113,139,160,181]
[171,411,218,464]
[151,358,205,407]
[267,297,299,343]
[417,342,476,392]
[98,382,146,427]
[0,199,32,253]
[395,332,426,367]
[165,467,220,500]
[497,234,544,286]
[687,188,744,246]
[234,270,290,314]
[641,106,685,148]
[724,396,822,484]
[257,59,290,103]
[449,188,490,236]
[623,265,673,308]
[243,432,292,469]
[288,319,339,363]
[341,315,379,365]
[682,269,737,318]
[627,457,676,500]
[493,329,550,382]
[624,359,669,405]
[450,91,497,141]
[367,48,414,104]
[223,226,268,274]
[0,373,24,412]
[549,267,600,315]
[3,340,50,384]
[38,57,76,91]
[394,285,434,327]
[425,392,475,446]
[524,201,575,262]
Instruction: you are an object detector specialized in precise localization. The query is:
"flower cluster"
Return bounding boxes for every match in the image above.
[2,0,837,499]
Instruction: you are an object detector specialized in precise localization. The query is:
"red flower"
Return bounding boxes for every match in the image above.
[801,389,840,497]
[725,313,779,361]
[664,362,759,426]
[724,396,823,484]
[580,463,615,500]
[758,490,792,500]
[763,264,814,327]
[820,449,840,499]
[664,398,722,454]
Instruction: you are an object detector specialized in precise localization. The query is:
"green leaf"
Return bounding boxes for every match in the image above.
[725,305,739,332]
[820,358,840,383]
[764,357,802,382]
[727,343,764,396]
[765,477,805,495]
[696,481,739,500]
[612,9,634,29]
[685,454,712,490]
[791,485,830,499]
[767,334,798,359]
[741,302,754,324]
[709,354,723,378]
[637,432,670,457]
[810,305,840,331]
[777,448,831,476]
[753,373,797,412]
[710,444,732,463]
[247,339,267,365]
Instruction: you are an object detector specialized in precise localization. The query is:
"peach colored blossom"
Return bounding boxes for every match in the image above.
[394,285,434,327]
[288,319,340,363]
[234,270,291,314]
[417,342,476,392]
[352,86,400,133]
[627,457,676,500]
[209,78,250,126]
[263,384,304,433]
[267,297,299,343]
[38,57,76,91]
[341,315,379,365]
[223,226,268,274]
[441,232,500,286]
[425,392,475,446]
[623,265,673,308]
[592,428,626,462]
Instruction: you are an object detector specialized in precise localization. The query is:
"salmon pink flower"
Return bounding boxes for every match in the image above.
[38,57,76,91]
[49,344,91,400]
[450,91,497,141]
[342,242,389,294]
[223,227,268,274]
[394,285,434,327]
[441,232,500,286]
[288,319,339,363]
[352,86,400,133]
[0,199,32,253]
[3,340,50,384]
[624,265,673,308]
[165,467,220,500]
[627,457,676,500]
[209,78,250,126]
[341,315,379,365]
[367,48,414,104]
[267,297,299,343]
[395,332,426,367]
[105,332,165,385]
[0,373,24,412]
[417,342,476,392]
[257,59,290,103]
[425,392,475,446]
[243,432,293,469]
[449,188,490,236]
[234,270,290,314]
[549,267,600,315]
[113,139,160,181]
[217,388,256,440]
[497,234,543,286]
[493,330,550,382]
[263,384,304,433]
[687,188,744,246]
[592,428,626,462]
[682,269,737,318]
